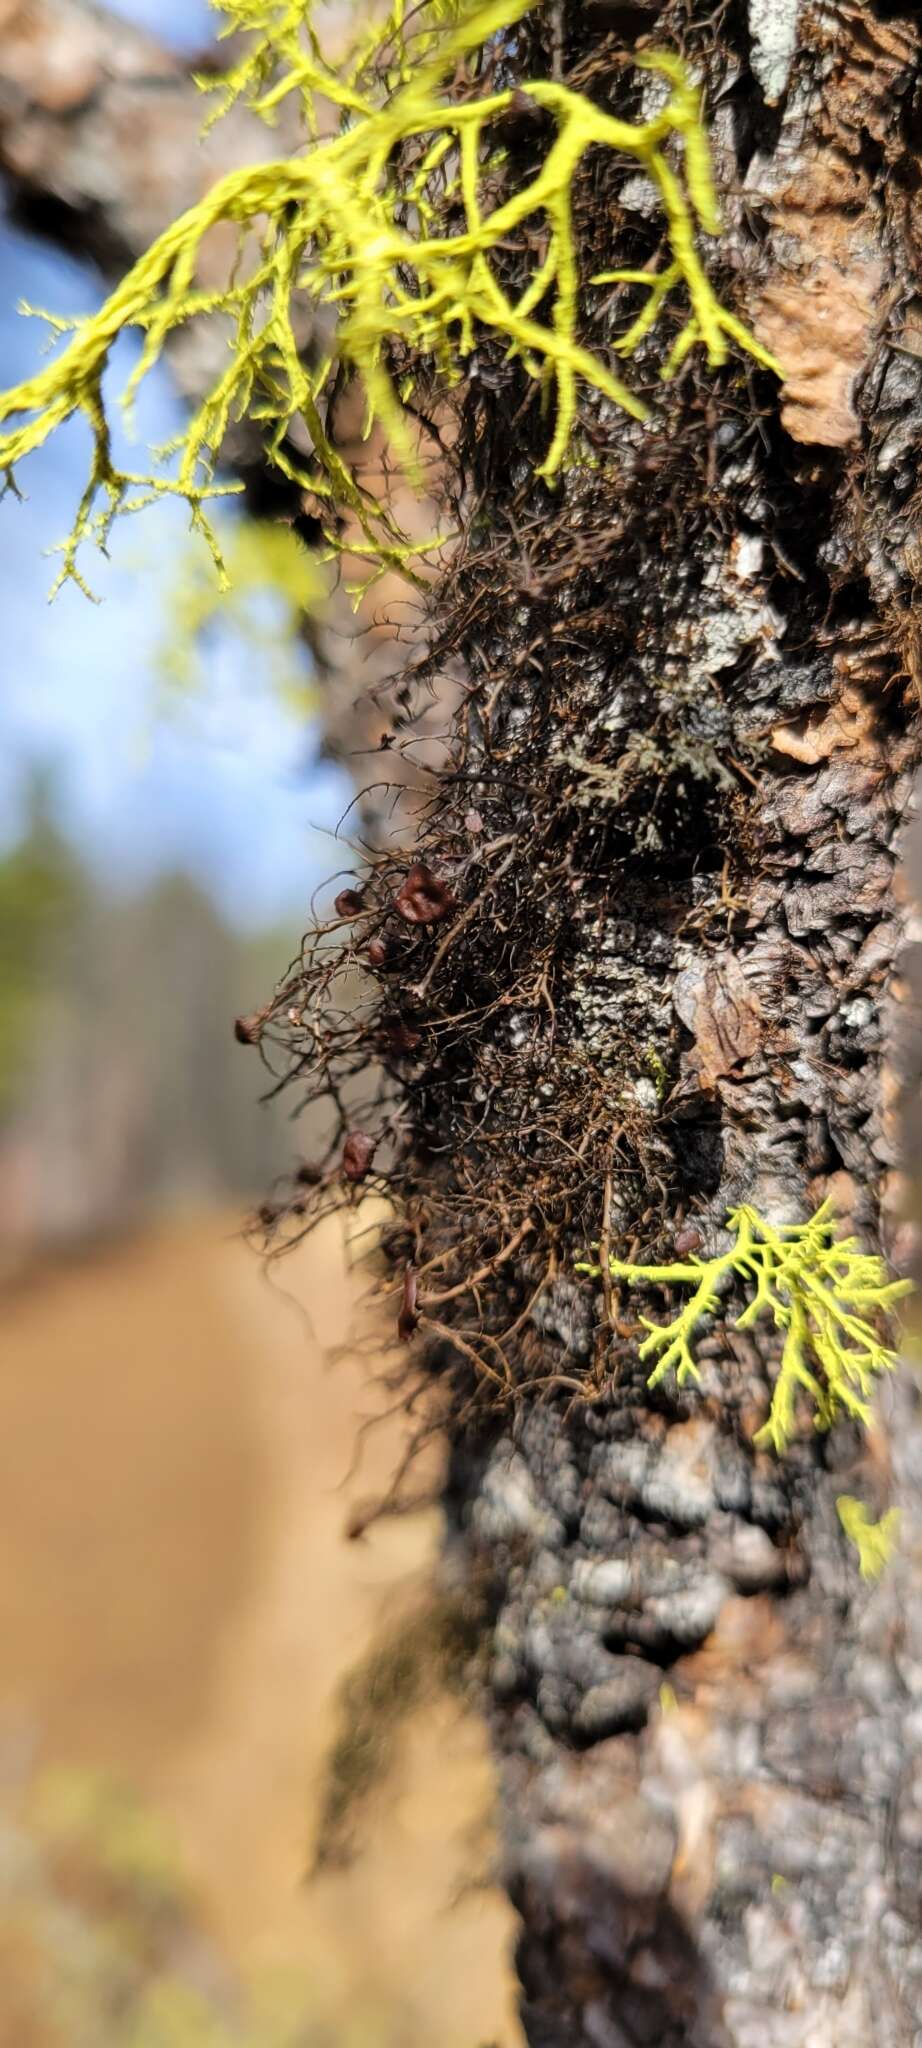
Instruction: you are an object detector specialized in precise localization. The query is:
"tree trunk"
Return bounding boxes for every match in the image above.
[414,7,922,2043]
[7,3,922,2041]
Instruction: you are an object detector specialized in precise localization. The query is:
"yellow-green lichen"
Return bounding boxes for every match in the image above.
[641,1045,669,1101]
[0,0,779,597]
[157,516,321,707]
[836,1495,901,1581]
[577,1199,910,1456]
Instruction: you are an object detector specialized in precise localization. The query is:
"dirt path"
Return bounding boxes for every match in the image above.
[0,1215,521,2045]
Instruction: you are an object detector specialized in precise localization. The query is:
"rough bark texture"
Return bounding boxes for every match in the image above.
[6,3,922,2043]
[427,8,922,2043]
[248,1,922,2028]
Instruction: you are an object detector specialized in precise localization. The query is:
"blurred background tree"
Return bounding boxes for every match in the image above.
[0,771,84,1118]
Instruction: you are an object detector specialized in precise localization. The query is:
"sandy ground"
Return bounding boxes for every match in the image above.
[0,1213,522,2045]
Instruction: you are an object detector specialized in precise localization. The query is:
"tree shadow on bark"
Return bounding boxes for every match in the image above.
[511,1862,731,2048]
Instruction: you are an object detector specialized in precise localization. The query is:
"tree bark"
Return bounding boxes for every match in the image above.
[6,3,922,2042]
[416,7,922,2043]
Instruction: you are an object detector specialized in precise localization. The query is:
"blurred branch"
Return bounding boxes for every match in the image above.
[0,0,292,473]
[0,0,449,834]
[0,0,262,274]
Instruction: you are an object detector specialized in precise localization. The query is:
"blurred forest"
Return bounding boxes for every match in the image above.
[0,776,519,2048]
[0,778,300,1271]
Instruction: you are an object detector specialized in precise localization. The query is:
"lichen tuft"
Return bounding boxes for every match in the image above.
[577,1199,911,1456]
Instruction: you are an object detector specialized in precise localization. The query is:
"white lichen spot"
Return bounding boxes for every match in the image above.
[748,0,801,105]
[686,536,781,689]
[571,1558,632,1606]
[687,595,780,688]
[732,534,764,582]
[618,172,660,217]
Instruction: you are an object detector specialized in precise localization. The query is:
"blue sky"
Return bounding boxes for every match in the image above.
[108,0,216,45]
[0,0,354,932]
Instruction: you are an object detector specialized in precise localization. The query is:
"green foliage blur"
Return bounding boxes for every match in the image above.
[0,776,84,1115]
[157,520,321,716]
[0,1766,381,2047]
[0,784,305,1245]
